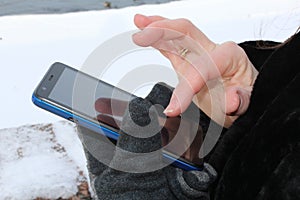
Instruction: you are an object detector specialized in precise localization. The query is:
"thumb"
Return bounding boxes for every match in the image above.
[225,87,251,116]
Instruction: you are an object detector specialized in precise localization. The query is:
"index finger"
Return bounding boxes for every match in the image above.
[133,17,215,51]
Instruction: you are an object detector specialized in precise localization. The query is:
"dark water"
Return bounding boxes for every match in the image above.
[0,0,178,16]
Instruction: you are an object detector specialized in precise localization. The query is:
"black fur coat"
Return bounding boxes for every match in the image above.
[80,32,299,200]
[209,32,300,200]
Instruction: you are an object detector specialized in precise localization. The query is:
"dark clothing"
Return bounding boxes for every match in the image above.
[79,32,300,200]
[79,85,217,200]
[210,32,300,200]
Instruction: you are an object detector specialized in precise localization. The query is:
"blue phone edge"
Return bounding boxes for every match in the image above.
[32,94,202,171]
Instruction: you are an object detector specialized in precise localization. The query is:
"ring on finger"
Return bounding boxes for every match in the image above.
[179,48,189,58]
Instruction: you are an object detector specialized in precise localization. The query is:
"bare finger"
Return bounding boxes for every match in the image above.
[134,14,166,29]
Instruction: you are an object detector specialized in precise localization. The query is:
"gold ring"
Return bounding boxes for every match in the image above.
[179,48,189,58]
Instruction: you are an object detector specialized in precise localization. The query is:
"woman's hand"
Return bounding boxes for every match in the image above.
[132,14,258,127]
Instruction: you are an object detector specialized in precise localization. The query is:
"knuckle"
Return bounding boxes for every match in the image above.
[222,41,238,49]
[222,41,247,58]
[176,18,194,28]
[221,41,245,57]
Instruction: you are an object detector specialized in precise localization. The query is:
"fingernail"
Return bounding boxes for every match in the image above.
[163,97,178,115]
[132,32,138,38]
[133,31,142,37]
[136,13,147,18]
[163,108,174,115]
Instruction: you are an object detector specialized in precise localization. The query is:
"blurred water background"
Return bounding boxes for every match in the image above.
[0,0,179,16]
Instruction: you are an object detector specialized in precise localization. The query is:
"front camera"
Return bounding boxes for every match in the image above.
[48,75,54,81]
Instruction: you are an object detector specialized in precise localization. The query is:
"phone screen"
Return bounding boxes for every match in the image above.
[36,63,203,167]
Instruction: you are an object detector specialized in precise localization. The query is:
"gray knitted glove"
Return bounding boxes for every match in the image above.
[78,83,217,200]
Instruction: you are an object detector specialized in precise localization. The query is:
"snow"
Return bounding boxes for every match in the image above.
[0,121,87,200]
[0,0,299,199]
[0,0,299,129]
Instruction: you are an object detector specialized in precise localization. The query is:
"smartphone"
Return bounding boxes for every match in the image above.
[32,62,203,171]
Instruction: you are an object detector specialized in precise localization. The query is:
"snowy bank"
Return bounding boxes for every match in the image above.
[0,121,88,200]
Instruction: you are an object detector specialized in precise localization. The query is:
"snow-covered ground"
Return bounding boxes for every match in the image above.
[0,121,88,199]
[0,0,299,199]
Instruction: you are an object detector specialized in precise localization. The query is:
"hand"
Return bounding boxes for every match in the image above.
[95,95,203,165]
[92,90,217,199]
[89,84,217,199]
[132,14,258,127]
